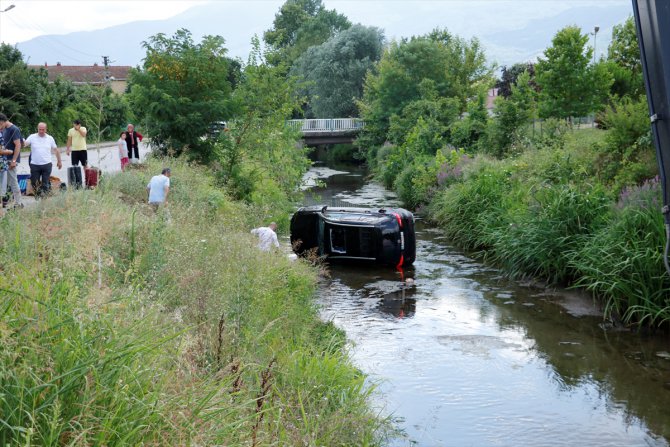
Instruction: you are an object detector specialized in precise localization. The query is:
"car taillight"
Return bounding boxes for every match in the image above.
[394,212,403,228]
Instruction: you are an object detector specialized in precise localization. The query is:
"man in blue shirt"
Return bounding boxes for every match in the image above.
[0,113,23,208]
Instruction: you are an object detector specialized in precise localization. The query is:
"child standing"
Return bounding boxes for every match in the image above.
[118,131,129,171]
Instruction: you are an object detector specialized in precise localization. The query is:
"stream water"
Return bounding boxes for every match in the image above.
[303,160,670,447]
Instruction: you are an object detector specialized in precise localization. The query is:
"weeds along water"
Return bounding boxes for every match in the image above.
[425,129,670,327]
[0,158,390,446]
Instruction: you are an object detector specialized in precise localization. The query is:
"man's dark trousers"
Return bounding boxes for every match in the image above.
[30,162,52,197]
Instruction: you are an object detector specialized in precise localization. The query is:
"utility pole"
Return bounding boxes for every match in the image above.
[593,26,600,65]
[102,55,111,84]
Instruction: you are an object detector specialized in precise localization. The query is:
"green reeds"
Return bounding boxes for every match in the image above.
[570,188,670,325]
[0,158,388,445]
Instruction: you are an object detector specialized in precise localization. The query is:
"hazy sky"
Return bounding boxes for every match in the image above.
[0,0,633,66]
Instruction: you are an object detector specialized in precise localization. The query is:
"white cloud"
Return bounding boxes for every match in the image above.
[0,0,207,44]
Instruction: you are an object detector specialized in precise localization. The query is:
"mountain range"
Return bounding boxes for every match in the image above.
[15,1,633,69]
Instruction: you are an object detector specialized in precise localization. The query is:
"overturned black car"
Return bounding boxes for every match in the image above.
[290,205,416,267]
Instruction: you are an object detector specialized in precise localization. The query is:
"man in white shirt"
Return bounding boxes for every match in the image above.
[24,122,62,198]
[251,222,280,252]
[147,167,171,211]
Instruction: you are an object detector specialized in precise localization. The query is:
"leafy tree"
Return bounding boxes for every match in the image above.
[128,29,235,162]
[0,44,49,130]
[535,26,612,120]
[485,70,538,157]
[608,17,641,76]
[495,63,535,98]
[291,24,384,117]
[449,89,488,150]
[606,16,643,98]
[264,0,351,67]
[215,37,309,206]
[387,80,461,146]
[357,29,492,149]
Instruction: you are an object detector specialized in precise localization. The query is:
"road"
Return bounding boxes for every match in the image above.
[15,140,151,188]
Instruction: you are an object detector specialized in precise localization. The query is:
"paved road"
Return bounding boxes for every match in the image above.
[15,141,151,188]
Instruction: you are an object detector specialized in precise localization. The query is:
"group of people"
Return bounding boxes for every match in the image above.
[0,113,146,205]
[117,123,143,171]
[1,112,278,249]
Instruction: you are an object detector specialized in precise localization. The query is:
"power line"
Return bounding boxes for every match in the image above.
[5,13,101,60]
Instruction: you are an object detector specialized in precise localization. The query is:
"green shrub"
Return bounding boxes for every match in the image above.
[395,155,435,210]
[596,96,655,186]
[376,143,406,189]
[489,183,610,283]
[428,159,514,250]
[570,177,670,324]
[326,144,361,163]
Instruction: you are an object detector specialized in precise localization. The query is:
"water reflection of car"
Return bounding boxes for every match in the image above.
[379,288,416,318]
[290,205,416,267]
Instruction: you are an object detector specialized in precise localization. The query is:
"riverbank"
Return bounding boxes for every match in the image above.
[306,159,670,446]
[0,158,389,445]
[423,128,669,327]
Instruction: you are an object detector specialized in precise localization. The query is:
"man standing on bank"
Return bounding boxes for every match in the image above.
[24,122,62,198]
[66,119,88,169]
[0,113,24,208]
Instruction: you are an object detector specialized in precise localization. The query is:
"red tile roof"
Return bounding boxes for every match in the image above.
[29,64,131,84]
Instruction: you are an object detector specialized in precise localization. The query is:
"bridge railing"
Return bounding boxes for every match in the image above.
[286,118,365,133]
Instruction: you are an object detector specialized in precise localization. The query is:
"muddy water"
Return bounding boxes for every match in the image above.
[304,161,670,447]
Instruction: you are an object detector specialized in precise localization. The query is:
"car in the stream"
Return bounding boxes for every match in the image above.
[290,205,416,267]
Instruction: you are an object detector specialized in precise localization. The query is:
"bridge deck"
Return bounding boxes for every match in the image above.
[287,118,365,133]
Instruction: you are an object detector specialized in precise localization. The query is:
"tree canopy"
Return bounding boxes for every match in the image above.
[263,0,351,67]
[129,29,235,161]
[291,24,384,118]
[358,29,491,147]
[535,26,612,119]
[495,63,535,99]
[606,16,643,98]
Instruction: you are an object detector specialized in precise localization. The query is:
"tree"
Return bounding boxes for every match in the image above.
[291,24,384,117]
[535,26,612,120]
[495,63,535,99]
[214,36,310,206]
[606,16,643,98]
[449,88,489,150]
[357,29,492,148]
[264,0,351,67]
[386,79,461,146]
[485,70,538,157]
[0,44,49,131]
[128,29,235,162]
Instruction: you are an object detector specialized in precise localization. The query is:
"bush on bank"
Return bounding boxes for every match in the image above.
[0,159,390,446]
[422,129,670,326]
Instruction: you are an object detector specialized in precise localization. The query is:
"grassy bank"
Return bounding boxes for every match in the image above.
[0,159,389,446]
[424,128,670,326]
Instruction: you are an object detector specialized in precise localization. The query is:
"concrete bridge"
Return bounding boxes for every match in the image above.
[287,118,364,145]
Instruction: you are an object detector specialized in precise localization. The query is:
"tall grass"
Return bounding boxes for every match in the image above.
[0,158,390,445]
[426,129,669,326]
[489,183,610,283]
[569,178,670,325]
[428,158,514,251]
